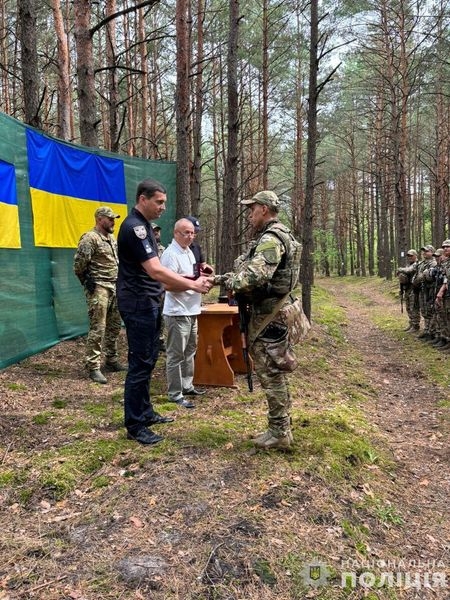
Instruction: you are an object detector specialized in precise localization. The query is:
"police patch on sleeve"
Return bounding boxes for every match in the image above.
[133,225,147,239]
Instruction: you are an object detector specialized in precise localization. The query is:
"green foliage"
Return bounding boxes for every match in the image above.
[6,382,27,391]
[52,397,68,409]
[32,412,53,425]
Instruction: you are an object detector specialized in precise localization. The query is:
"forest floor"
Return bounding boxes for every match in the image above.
[0,276,448,600]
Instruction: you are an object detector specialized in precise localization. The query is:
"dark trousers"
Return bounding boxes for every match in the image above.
[120,307,161,434]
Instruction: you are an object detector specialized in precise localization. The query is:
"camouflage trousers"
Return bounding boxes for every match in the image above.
[85,285,122,370]
[430,300,445,338]
[419,289,435,334]
[405,288,420,327]
[442,296,450,341]
[250,336,292,437]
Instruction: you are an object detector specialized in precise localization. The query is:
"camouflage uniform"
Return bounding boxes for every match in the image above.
[428,249,446,344]
[397,250,420,331]
[73,220,121,371]
[438,240,450,350]
[412,246,437,337]
[216,192,301,446]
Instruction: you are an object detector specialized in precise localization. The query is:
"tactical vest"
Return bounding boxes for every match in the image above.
[249,221,302,299]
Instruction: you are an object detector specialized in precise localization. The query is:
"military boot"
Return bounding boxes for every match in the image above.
[254,430,293,451]
[418,331,432,340]
[432,337,447,348]
[251,430,273,445]
[105,361,128,372]
[90,369,107,384]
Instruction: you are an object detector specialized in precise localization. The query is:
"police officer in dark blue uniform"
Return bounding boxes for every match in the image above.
[117,179,213,445]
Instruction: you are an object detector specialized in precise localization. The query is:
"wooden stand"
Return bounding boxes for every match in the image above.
[193,304,252,387]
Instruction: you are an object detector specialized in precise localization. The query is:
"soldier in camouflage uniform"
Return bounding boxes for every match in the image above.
[428,248,446,347]
[435,240,450,352]
[413,245,437,340]
[151,223,166,257]
[397,249,420,332]
[213,191,302,450]
[73,206,125,383]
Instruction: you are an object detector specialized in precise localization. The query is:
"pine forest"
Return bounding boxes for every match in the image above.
[1,0,449,282]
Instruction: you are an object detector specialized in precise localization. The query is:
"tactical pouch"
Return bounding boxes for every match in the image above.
[278,298,311,346]
[259,322,298,372]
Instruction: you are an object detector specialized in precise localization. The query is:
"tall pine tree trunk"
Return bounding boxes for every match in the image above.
[176,0,191,217]
[219,0,240,275]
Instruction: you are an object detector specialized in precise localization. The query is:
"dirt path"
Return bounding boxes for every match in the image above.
[320,278,449,572]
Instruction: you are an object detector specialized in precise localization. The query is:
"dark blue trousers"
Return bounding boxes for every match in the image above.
[120,307,161,434]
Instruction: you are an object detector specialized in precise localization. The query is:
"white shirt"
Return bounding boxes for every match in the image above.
[160,239,202,316]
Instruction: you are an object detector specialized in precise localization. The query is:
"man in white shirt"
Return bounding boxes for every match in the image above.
[161,219,206,408]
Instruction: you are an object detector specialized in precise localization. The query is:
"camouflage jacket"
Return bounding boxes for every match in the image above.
[397,260,418,287]
[219,220,302,314]
[73,228,119,291]
[412,257,436,290]
[441,258,450,295]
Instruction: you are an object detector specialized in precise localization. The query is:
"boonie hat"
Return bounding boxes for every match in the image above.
[433,248,444,257]
[186,216,201,232]
[406,249,417,256]
[241,190,281,212]
[420,244,435,253]
[151,223,161,231]
[95,206,120,219]
[441,239,450,247]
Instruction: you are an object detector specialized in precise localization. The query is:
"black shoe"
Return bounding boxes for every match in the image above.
[182,387,206,396]
[176,397,195,409]
[146,413,175,425]
[126,428,163,445]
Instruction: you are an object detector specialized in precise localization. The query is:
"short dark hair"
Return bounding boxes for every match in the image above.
[136,178,166,203]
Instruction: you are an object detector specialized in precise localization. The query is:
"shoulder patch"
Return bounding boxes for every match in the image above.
[133,225,147,240]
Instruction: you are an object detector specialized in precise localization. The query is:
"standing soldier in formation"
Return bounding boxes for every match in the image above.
[397,249,420,332]
[73,206,126,384]
[428,248,446,347]
[212,191,302,451]
[435,240,450,352]
[412,245,437,340]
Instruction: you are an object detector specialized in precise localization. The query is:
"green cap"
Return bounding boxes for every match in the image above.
[95,206,120,219]
[241,190,280,212]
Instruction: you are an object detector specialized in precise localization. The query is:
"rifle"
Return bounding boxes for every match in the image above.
[400,283,405,313]
[236,295,253,392]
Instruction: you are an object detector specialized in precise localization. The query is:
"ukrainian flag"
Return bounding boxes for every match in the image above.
[26,130,128,248]
[0,159,21,249]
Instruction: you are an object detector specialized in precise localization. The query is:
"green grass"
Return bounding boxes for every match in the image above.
[6,382,27,391]
[32,411,54,425]
[52,397,68,409]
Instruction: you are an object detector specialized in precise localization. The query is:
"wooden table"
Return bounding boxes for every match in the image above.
[193,303,252,387]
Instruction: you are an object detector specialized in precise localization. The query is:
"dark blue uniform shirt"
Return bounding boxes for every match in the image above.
[117,207,163,312]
